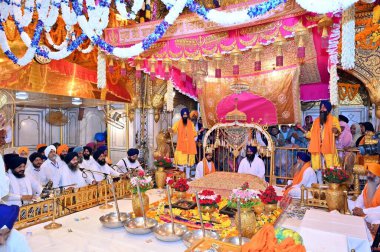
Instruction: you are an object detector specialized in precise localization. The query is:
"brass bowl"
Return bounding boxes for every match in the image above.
[182,230,220,248]
[124,217,158,234]
[99,212,131,229]
[153,223,188,242]
[223,236,250,246]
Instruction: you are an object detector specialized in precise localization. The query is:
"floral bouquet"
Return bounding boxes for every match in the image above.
[173,178,189,192]
[323,167,349,184]
[228,182,260,209]
[130,170,153,194]
[193,189,221,208]
[154,156,172,168]
[259,186,281,204]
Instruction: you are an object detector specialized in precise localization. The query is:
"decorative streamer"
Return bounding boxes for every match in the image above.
[97,50,107,88]
[341,4,355,70]
[294,0,358,14]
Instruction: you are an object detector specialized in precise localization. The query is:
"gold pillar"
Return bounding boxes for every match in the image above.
[125,103,129,149]
[106,104,110,148]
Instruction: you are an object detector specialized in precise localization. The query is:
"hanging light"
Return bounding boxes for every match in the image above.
[109,58,114,74]
[295,22,308,63]
[72,98,82,105]
[213,50,223,78]
[15,92,28,100]
[162,56,172,80]
[179,56,188,82]
[230,47,242,76]
[318,15,333,49]
[252,43,263,71]
[274,34,286,67]
[121,61,127,76]
[148,57,157,80]
[135,56,142,79]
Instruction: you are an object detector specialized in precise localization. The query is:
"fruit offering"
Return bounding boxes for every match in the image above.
[275,227,303,245]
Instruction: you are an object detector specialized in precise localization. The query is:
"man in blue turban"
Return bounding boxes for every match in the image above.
[116,148,143,173]
[283,152,316,198]
[306,100,341,184]
[0,204,31,251]
[238,145,265,180]
[169,107,197,178]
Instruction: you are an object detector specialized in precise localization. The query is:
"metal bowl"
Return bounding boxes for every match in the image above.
[124,217,158,235]
[182,230,220,248]
[223,236,250,246]
[99,212,131,228]
[153,223,188,242]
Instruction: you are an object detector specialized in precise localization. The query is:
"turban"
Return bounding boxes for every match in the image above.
[52,143,61,149]
[68,147,74,153]
[3,154,19,168]
[44,145,56,157]
[366,163,380,177]
[364,122,375,132]
[83,146,93,154]
[0,204,19,230]
[73,146,84,153]
[64,152,78,164]
[180,108,190,117]
[338,115,349,124]
[190,110,198,119]
[95,132,106,142]
[7,156,27,170]
[246,145,257,154]
[93,149,103,161]
[98,145,108,153]
[36,144,47,150]
[320,100,332,113]
[127,148,139,156]
[29,152,43,163]
[38,146,47,154]
[18,146,29,156]
[57,144,69,155]
[297,152,311,163]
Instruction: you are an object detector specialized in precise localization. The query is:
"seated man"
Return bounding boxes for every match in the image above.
[82,146,96,168]
[0,155,9,202]
[0,204,31,251]
[349,163,380,218]
[195,148,216,179]
[238,145,265,180]
[283,152,317,198]
[61,152,95,188]
[115,148,143,174]
[25,152,46,187]
[41,145,63,187]
[4,156,42,206]
[89,149,122,182]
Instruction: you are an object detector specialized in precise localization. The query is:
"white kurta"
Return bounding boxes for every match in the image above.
[238,156,265,180]
[4,172,42,206]
[60,164,92,188]
[40,159,63,188]
[348,185,380,225]
[287,167,317,198]
[115,158,142,173]
[25,164,48,187]
[195,161,214,179]
[82,156,96,168]
[0,154,9,201]
[90,162,121,182]
[0,229,32,252]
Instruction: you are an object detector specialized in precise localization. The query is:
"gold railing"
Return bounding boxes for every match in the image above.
[15,179,131,230]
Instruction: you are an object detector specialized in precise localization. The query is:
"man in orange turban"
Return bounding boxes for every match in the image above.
[349,163,380,219]
[57,144,69,162]
[306,100,341,184]
[18,147,29,158]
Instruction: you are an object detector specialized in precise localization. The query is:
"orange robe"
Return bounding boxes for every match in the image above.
[172,120,197,166]
[363,184,380,209]
[202,158,216,176]
[284,162,311,196]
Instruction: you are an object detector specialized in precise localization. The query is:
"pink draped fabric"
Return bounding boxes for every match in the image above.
[216,93,277,125]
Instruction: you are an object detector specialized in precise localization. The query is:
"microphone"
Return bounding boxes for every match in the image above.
[79,167,109,176]
[40,180,53,199]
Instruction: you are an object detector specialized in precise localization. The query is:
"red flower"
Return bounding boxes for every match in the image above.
[138,170,145,177]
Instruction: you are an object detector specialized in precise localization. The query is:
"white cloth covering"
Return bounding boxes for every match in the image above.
[0,229,32,252]
[40,158,63,188]
[237,156,265,180]
[195,160,214,179]
[286,167,317,199]
[89,162,121,182]
[0,154,9,201]
[60,164,93,188]
[4,171,42,206]
[115,158,142,173]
